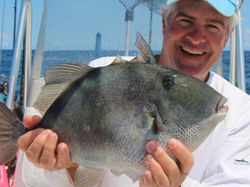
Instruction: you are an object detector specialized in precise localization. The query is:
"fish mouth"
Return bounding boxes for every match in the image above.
[216,97,228,114]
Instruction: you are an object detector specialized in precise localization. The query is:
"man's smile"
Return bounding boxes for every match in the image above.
[180,46,206,56]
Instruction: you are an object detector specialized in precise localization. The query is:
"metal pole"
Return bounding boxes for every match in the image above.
[125,20,131,56]
[148,0,153,46]
[27,0,47,108]
[13,0,18,49]
[6,0,28,109]
[229,29,236,85]
[213,54,223,76]
[124,9,133,56]
[0,0,6,71]
[23,0,32,110]
[236,10,246,92]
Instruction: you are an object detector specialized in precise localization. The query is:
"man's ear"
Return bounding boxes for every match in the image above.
[162,16,166,34]
[223,34,230,48]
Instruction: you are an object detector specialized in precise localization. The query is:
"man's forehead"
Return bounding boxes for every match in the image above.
[170,1,229,20]
[173,0,219,12]
[165,0,242,17]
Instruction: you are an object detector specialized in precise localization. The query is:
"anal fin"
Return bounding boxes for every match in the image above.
[74,165,106,187]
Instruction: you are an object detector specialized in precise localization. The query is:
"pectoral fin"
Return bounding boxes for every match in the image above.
[140,105,165,141]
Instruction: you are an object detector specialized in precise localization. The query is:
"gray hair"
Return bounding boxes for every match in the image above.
[161,0,239,34]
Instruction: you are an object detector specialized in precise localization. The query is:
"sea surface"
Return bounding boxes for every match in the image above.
[0,50,250,100]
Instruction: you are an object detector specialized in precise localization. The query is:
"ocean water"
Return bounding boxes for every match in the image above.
[0,50,250,97]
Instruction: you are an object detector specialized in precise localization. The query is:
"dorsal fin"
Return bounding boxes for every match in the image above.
[130,54,145,63]
[111,55,127,64]
[45,63,92,84]
[33,63,93,115]
[135,32,156,64]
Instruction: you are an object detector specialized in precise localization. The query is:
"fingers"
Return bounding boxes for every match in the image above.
[140,170,157,187]
[39,132,58,170]
[144,155,169,186]
[19,130,74,170]
[20,115,75,171]
[25,130,55,167]
[144,141,173,186]
[56,143,74,169]
[152,141,181,178]
[17,128,45,151]
[142,139,193,187]
[168,139,193,176]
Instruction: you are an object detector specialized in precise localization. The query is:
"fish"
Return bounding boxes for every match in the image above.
[0,33,228,186]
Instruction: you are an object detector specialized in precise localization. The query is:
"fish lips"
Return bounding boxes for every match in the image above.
[216,97,229,115]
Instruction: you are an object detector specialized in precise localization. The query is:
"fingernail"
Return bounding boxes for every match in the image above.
[146,141,157,154]
[48,132,57,142]
[41,129,49,135]
[168,138,177,149]
[40,130,51,140]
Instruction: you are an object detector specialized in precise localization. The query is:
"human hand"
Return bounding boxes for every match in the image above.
[139,139,193,187]
[17,115,78,171]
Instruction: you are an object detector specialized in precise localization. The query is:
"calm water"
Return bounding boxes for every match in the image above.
[0,50,250,97]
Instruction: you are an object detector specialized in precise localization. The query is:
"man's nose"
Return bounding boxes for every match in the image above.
[186,26,206,45]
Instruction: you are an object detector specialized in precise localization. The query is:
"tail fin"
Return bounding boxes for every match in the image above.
[0,102,25,165]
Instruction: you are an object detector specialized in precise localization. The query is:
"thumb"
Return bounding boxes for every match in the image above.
[23,115,42,128]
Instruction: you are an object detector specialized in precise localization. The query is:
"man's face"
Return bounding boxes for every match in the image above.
[160,0,230,81]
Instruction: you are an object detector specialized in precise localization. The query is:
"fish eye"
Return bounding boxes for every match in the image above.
[162,75,175,89]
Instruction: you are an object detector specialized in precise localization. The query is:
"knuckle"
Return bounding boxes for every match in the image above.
[156,175,169,187]
[154,146,166,158]
[40,158,54,169]
[162,158,177,173]
[26,150,34,160]
[56,158,67,169]
[158,180,166,187]
[56,163,64,169]
[40,158,50,167]
[17,138,27,150]
[34,135,47,147]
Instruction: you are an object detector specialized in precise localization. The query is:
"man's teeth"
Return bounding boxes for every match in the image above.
[181,47,205,55]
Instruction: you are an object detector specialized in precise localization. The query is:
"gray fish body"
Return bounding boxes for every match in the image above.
[0,33,228,183]
[37,63,227,180]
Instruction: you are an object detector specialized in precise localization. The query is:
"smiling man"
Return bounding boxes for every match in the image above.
[15,0,250,187]
[159,0,231,81]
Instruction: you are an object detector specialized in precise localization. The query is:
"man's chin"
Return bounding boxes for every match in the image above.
[176,64,207,80]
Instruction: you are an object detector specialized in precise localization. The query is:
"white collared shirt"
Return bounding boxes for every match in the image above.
[14,61,250,186]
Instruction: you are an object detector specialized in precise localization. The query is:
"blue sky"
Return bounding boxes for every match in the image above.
[0,0,250,51]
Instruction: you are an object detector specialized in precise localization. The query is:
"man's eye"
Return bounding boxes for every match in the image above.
[178,19,192,26]
[207,24,221,32]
